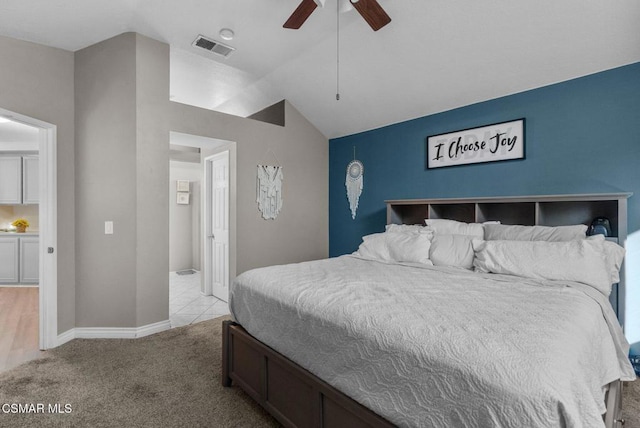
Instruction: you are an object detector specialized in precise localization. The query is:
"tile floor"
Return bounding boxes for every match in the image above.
[169,270,230,328]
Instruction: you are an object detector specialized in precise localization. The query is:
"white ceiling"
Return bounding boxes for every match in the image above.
[1,0,639,139]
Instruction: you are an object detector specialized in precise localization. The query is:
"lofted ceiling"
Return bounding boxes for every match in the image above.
[1,1,639,139]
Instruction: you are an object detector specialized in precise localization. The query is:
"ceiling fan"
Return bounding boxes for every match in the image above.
[284,0,391,31]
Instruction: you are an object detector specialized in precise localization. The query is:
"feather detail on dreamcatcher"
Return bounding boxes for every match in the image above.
[345,159,363,220]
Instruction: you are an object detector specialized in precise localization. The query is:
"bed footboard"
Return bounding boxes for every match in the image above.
[221,320,395,428]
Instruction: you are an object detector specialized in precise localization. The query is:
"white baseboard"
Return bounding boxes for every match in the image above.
[56,319,171,345]
[133,319,172,338]
[56,328,75,347]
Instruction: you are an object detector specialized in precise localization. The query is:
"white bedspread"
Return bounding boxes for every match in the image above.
[229,255,635,428]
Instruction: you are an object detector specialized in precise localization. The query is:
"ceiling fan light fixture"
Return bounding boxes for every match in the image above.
[284,0,390,31]
[340,0,354,13]
[219,28,234,41]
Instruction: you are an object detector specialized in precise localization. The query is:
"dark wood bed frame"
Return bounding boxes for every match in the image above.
[221,194,631,428]
[222,320,624,427]
[222,320,395,428]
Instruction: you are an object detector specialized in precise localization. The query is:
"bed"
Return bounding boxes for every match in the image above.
[222,194,636,428]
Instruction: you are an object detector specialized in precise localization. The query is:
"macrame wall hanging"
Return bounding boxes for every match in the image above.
[345,147,363,220]
[256,148,283,220]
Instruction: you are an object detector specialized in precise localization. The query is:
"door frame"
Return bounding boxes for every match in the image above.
[203,150,230,299]
[0,108,57,350]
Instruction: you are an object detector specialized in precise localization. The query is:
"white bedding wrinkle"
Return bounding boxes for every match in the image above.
[230,256,634,428]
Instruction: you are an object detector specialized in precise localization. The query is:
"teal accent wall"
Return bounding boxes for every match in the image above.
[329,61,640,354]
[329,62,640,256]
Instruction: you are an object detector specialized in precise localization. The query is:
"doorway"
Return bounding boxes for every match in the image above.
[168,132,234,327]
[0,108,57,354]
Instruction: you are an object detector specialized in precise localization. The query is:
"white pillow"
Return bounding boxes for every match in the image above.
[424,219,485,239]
[587,235,625,284]
[472,238,612,295]
[385,224,433,238]
[355,233,390,260]
[355,232,432,265]
[484,223,587,242]
[429,234,475,269]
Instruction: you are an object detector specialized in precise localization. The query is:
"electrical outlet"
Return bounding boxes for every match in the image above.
[105,221,114,235]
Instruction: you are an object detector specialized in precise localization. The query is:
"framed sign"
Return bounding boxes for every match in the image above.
[427,119,525,169]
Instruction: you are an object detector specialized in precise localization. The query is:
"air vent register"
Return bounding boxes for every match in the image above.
[192,35,235,58]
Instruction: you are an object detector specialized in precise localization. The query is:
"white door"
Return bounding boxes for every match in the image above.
[205,151,229,302]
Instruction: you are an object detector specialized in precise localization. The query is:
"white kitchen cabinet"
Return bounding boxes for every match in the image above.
[0,235,39,284]
[19,236,39,283]
[0,237,19,283]
[22,155,39,204]
[0,156,22,204]
[0,154,38,204]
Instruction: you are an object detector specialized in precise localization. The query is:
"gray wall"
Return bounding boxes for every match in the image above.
[0,35,76,334]
[169,161,201,272]
[170,101,329,279]
[74,32,327,329]
[247,100,285,127]
[0,31,327,333]
[75,33,170,328]
[75,33,138,327]
[133,34,170,327]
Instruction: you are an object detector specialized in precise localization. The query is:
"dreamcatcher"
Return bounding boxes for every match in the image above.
[345,154,364,220]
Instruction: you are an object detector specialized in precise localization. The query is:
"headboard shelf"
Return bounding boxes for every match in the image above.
[477,202,536,225]
[386,193,631,239]
[430,203,475,223]
[385,192,633,326]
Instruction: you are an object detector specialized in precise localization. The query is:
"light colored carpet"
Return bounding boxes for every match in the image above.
[625,380,640,427]
[0,316,638,427]
[0,316,278,428]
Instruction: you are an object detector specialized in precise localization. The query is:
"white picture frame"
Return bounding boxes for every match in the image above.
[176,180,190,192]
[177,192,190,205]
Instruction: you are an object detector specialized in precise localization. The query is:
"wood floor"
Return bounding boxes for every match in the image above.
[0,286,44,372]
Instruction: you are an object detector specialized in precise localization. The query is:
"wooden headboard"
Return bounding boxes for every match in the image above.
[385,193,632,326]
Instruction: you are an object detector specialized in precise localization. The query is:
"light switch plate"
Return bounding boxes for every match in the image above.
[105,221,114,235]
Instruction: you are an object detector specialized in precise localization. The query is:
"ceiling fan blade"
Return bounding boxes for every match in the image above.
[283,0,319,29]
[351,0,391,31]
